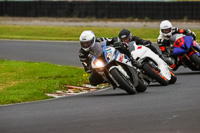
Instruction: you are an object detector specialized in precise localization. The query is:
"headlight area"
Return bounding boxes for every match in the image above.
[94,60,104,67]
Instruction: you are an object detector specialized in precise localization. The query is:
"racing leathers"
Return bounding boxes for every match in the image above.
[79,37,107,86]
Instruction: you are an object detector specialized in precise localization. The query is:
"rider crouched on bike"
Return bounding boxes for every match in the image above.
[79,30,106,86]
[108,28,172,66]
[157,20,196,70]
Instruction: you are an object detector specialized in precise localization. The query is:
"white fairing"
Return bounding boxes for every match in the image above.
[105,47,132,67]
[91,46,132,69]
[131,42,171,80]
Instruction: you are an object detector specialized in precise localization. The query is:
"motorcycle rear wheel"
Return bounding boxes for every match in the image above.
[169,71,177,84]
[190,53,200,65]
[110,68,137,95]
[142,63,169,86]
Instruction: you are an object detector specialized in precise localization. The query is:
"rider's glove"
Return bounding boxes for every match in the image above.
[129,56,142,69]
[113,42,129,48]
[113,42,131,57]
[113,42,124,48]
[142,40,152,47]
[187,30,196,40]
[96,37,106,42]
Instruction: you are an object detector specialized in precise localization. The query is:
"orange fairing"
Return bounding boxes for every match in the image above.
[170,71,175,76]
[160,46,166,51]
[179,29,184,33]
[152,68,167,81]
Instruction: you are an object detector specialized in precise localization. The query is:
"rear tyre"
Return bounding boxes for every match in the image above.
[190,53,200,65]
[142,63,169,86]
[169,71,177,84]
[110,68,137,95]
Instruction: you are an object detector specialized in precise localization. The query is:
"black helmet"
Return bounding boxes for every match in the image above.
[118,28,132,42]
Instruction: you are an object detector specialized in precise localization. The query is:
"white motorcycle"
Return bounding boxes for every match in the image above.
[130,41,177,86]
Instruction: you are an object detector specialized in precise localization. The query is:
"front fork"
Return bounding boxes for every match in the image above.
[184,47,199,60]
[108,66,130,88]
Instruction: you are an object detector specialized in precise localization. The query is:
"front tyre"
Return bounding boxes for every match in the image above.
[142,63,169,86]
[135,79,147,92]
[110,68,137,95]
[169,71,177,84]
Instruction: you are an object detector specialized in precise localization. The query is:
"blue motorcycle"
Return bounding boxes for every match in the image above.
[168,35,200,71]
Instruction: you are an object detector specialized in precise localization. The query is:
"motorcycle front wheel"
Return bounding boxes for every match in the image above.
[135,79,147,92]
[110,68,137,95]
[142,63,169,86]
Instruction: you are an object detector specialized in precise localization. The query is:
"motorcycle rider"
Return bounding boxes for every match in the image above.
[108,28,172,65]
[79,30,105,86]
[157,20,196,70]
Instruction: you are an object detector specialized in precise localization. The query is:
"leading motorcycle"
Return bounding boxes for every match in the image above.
[91,42,147,95]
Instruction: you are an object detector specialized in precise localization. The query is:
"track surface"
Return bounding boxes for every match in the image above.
[0,40,200,133]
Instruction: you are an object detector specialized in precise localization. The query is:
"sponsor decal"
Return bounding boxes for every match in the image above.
[119,54,124,62]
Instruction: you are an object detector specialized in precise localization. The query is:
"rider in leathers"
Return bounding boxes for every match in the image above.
[157,20,196,70]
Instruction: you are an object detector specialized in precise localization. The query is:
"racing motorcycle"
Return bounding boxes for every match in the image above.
[160,34,200,71]
[91,42,147,95]
[130,41,177,86]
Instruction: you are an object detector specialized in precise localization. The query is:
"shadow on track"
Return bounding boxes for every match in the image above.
[89,92,130,97]
[88,88,149,97]
[175,71,200,76]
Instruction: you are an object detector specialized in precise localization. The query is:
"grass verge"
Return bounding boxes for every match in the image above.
[0,25,161,42]
[0,25,199,42]
[0,59,89,105]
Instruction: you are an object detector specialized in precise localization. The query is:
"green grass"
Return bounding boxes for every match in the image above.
[0,25,159,42]
[0,59,89,105]
[0,25,199,42]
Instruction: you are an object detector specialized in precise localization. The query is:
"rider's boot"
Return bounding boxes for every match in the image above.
[158,53,173,66]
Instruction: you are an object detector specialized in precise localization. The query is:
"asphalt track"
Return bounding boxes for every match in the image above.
[0,40,200,133]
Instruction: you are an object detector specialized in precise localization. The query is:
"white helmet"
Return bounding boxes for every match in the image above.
[79,30,95,51]
[160,20,172,37]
